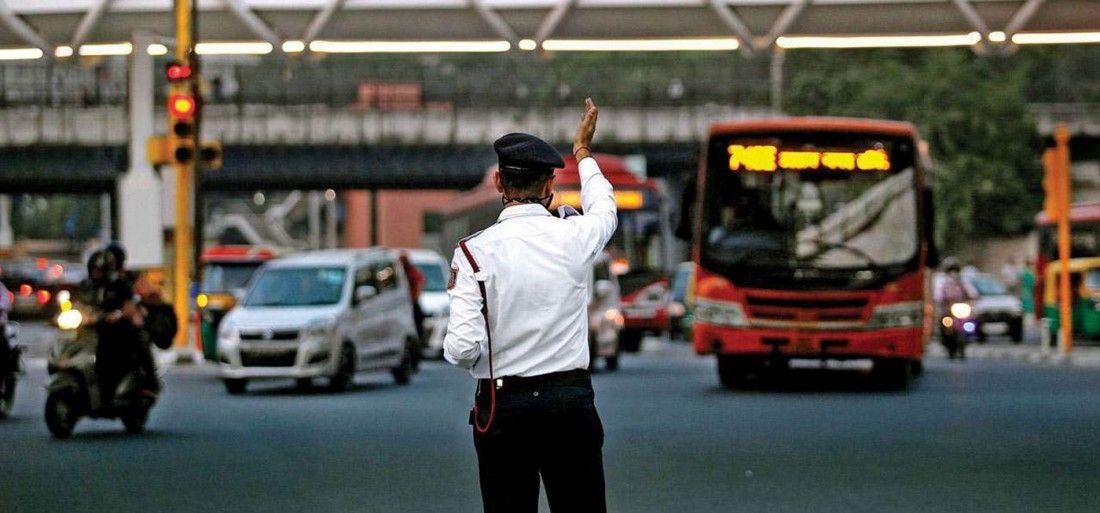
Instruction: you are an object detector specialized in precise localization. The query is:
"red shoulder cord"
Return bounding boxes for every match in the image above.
[458,240,495,434]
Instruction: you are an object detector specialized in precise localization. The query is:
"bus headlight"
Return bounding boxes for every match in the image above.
[694,298,748,328]
[867,301,923,329]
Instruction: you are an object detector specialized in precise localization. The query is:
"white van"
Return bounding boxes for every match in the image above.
[216,248,419,394]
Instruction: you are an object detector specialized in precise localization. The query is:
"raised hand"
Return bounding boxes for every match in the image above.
[573,97,598,160]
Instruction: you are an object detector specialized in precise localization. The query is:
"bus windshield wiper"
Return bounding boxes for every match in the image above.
[803,240,880,270]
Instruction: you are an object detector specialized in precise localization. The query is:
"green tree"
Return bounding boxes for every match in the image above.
[784,48,1043,254]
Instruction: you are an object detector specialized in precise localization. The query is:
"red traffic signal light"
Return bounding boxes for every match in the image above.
[166,61,193,82]
[168,94,196,119]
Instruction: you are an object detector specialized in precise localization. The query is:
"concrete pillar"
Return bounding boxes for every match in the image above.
[118,31,164,268]
[308,191,322,249]
[0,195,12,250]
[343,190,369,248]
[325,194,339,249]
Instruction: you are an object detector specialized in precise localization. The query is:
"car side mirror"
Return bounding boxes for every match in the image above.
[594,280,614,299]
[355,285,378,303]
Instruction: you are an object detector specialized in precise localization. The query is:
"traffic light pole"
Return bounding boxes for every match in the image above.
[1055,126,1072,355]
[172,0,194,357]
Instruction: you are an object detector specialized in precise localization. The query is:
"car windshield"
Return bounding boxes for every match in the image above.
[967,273,1009,296]
[244,266,346,307]
[415,263,447,292]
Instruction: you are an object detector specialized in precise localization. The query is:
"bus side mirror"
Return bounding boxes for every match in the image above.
[675,176,696,241]
[923,187,940,268]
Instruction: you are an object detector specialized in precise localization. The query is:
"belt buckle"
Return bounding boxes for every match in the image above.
[495,378,503,390]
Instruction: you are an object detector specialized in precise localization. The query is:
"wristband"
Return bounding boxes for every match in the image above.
[573,146,591,159]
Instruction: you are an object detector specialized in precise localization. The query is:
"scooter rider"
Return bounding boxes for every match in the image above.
[104,242,164,393]
[0,269,12,376]
[79,249,147,403]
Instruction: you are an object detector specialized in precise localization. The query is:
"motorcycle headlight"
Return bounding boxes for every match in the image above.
[950,302,972,319]
[304,318,335,340]
[867,301,924,329]
[694,298,748,328]
[56,309,83,331]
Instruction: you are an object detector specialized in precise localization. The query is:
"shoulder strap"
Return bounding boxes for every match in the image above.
[457,239,495,434]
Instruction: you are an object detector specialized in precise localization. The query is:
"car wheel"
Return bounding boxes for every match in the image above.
[223,378,248,395]
[1009,318,1024,343]
[391,339,415,385]
[329,344,356,392]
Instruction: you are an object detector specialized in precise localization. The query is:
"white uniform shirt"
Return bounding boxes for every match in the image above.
[444,157,617,378]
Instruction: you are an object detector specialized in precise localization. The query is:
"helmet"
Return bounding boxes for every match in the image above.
[86,250,118,281]
[104,241,127,270]
[941,256,961,273]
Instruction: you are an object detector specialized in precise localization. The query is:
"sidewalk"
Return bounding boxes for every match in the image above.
[926,342,1100,368]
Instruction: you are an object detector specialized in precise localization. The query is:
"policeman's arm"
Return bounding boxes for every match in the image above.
[572,157,618,259]
[570,98,618,259]
[443,251,485,369]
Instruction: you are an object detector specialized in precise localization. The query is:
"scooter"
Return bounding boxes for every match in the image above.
[0,321,24,419]
[44,306,156,438]
[940,301,977,360]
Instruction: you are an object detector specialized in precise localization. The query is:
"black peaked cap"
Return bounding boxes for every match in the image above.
[494,133,565,175]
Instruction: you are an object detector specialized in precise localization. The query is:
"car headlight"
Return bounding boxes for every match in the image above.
[604,308,625,328]
[694,298,748,327]
[867,301,923,329]
[304,318,335,340]
[950,302,972,319]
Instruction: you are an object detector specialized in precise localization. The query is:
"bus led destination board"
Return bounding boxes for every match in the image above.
[727,144,891,172]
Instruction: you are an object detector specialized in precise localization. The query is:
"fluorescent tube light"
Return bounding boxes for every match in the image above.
[542,38,739,51]
[1012,32,1100,45]
[79,42,133,56]
[0,48,43,60]
[196,42,273,55]
[147,44,168,56]
[54,46,74,58]
[309,40,511,53]
[776,32,981,49]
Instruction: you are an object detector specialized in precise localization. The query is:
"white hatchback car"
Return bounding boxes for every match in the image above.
[216,248,419,394]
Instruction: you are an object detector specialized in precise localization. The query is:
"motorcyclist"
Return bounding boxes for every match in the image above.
[104,242,165,394]
[79,249,147,403]
[937,257,972,305]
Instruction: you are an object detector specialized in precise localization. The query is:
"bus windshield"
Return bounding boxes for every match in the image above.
[701,131,919,289]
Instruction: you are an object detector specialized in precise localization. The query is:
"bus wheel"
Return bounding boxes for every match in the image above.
[717,355,754,389]
[872,359,915,391]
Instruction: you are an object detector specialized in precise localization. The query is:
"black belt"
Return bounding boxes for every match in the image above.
[478,368,591,392]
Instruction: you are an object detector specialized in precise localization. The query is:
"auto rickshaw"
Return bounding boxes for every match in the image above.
[1042,257,1100,340]
[196,246,278,361]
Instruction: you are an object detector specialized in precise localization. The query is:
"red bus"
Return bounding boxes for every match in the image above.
[690,118,935,389]
[439,153,674,351]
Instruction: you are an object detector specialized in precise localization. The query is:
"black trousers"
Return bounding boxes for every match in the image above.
[473,369,606,513]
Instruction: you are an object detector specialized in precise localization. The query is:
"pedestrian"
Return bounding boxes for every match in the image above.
[1001,257,1021,295]
[1019,257,1036,325]
[399,251,426,370]
[444,98,615,513]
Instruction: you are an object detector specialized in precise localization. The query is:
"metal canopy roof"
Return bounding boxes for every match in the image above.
[0,1,1096,56]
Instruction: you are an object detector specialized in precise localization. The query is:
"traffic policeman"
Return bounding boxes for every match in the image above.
[444,98,616,513]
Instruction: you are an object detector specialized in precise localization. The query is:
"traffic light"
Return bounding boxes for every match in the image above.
[200,140,223,170]
[168,93,197,164]
[165,61,193,82]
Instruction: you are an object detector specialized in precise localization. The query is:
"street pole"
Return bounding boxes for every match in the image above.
[1055,125,1072,355]
[172,0,194,357]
